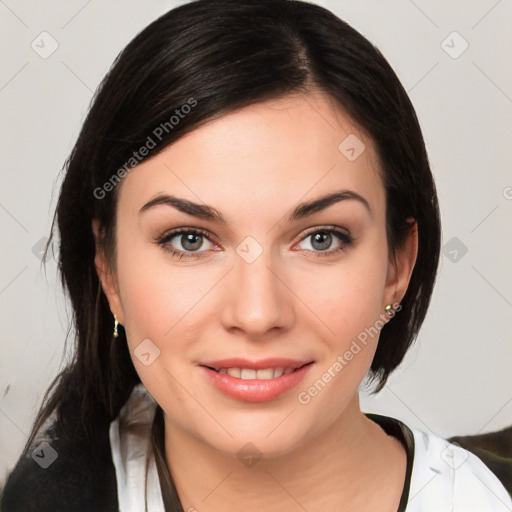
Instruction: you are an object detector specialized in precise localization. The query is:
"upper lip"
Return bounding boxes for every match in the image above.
[200,358,314,371]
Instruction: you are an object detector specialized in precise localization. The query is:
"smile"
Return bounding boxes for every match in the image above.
[199,359,314,402]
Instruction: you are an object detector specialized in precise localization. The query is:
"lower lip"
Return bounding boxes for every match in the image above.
[199,363,313,402]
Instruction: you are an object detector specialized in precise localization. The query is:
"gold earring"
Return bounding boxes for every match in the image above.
[385,304,394,317]
[113,315,119,338]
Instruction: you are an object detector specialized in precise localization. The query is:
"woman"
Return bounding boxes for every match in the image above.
[2,0,511,510]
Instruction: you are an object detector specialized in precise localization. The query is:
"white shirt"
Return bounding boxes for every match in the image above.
[110,384,512,511]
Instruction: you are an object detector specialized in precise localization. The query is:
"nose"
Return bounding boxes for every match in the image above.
[220,245,295,339]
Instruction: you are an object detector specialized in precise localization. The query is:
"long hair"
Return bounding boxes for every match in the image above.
[10,0,441,508]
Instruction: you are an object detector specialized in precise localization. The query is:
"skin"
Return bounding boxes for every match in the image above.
[94,90,418,511]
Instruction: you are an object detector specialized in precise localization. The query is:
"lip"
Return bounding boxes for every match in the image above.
[199,359,314,402]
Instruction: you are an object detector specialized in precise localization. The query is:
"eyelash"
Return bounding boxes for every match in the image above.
[155,226,353,260]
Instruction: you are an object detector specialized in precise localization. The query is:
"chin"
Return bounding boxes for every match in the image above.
[190,409,316,460]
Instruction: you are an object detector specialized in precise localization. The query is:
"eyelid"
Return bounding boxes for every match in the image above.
[298,224,351,239]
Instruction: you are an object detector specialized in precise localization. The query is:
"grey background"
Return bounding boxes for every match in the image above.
[1,0,511,481]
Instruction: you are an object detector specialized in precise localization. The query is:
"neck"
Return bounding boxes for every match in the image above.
[162,395,406,512]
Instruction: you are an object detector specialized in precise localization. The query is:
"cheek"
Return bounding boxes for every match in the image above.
[114,215,199,332]
[113,243,206,399]
[113,228,188,353]
[299,235,390,405]
[304,237,389,340]
[294,246,389,419]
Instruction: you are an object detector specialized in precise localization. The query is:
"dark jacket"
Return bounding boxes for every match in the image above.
[1,418,118,512]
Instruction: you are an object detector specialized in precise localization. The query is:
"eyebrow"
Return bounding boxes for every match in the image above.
[139,189,371,223]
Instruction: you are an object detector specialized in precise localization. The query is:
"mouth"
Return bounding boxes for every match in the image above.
[198,358,315,402]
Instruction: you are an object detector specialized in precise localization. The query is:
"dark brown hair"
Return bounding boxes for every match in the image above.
[5,0,441,509]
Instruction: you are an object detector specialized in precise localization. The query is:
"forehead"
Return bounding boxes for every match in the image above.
[118,91,384,223]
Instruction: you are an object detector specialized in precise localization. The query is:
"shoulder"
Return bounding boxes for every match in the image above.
[407,425,512,511]
[0,413,118,512]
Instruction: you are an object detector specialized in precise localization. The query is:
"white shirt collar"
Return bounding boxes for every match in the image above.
[109,383,165,512]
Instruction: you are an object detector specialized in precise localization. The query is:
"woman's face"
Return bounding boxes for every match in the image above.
[96,91,416,457]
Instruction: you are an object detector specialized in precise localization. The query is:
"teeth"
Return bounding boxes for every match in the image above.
[226,368,240,378]
[273,367,284,378]
[240,368,256,379]
[216,367,294,379]
[255,368,274,379]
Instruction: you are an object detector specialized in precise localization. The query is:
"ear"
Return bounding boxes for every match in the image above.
[92,219,125,324]
[383,220,418,308]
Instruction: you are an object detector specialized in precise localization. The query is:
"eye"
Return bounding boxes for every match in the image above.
[155,226,353,260]
[155,228,217,259]
[295,227,353,258]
